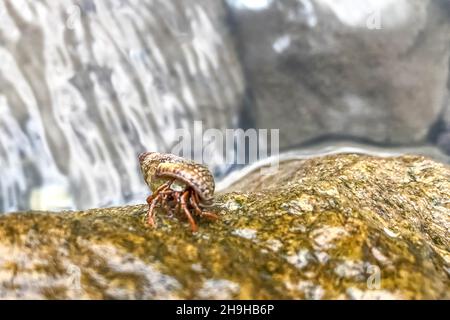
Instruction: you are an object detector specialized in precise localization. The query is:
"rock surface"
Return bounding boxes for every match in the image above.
[229,0,450,149]
[0,154,449,299]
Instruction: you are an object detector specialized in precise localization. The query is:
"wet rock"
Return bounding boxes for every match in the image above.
[229,0,450,149]
[0,154,449,299]
[435,74,450,154]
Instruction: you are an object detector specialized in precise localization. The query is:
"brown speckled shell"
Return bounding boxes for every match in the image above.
[155,162,215,202]
[139,152,215,203]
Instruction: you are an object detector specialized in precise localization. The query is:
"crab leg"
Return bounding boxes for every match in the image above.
[181,191,198,233]
[146,180,171,205]
[160,193,174,216]
[146,194,154,204]
[160,190,177,212]
[190,195,203,216]
[174,191,181,214]
[146,193,162,227]
[154,180,172,195]
[192,192,218,220]
[146,179,177,221]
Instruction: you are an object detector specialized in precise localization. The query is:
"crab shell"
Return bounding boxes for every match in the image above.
[139,152,215,204]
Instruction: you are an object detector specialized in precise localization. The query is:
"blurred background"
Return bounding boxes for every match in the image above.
[0,0,449,213]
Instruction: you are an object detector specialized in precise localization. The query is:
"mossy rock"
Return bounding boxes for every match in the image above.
[0,154,449,299]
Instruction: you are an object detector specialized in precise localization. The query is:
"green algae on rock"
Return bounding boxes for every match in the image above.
[0,154,449,299]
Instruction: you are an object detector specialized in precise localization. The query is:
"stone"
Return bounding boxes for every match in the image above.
[435,76,450,154]
[229,0,450,149]
[0,153,448,299]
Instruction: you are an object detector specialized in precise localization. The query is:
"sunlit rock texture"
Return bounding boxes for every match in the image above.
[0,154,448,299]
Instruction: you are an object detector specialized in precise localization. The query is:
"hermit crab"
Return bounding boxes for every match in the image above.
[139,152,218,232]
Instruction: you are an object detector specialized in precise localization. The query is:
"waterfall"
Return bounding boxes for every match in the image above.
[0,0,245,212]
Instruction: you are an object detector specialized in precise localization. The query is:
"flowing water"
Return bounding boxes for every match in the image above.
[0,0,245,212]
